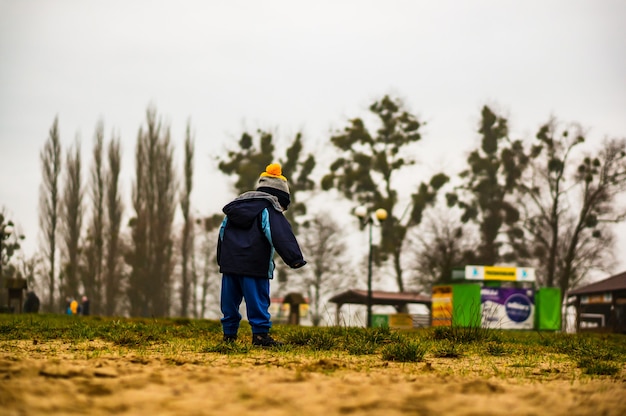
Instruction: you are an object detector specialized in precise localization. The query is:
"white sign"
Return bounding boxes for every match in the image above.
[465,266,535,282]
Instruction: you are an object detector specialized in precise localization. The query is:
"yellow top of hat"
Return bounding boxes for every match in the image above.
[260,163,287,181]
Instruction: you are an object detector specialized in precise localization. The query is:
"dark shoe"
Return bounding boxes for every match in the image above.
[223,334,238,343]
[252,333,283,347]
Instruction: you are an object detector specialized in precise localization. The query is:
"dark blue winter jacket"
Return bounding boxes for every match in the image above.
[217,191,306,279]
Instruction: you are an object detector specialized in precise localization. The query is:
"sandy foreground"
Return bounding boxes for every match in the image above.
[0,339,625,416]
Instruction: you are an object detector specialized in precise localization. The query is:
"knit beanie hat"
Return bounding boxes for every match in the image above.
[256,163,291,209]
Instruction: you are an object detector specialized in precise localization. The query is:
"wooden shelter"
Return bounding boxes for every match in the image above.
[328,289,431,326]
[4,277,27,314]
[283,292,306,325]
[567,270,626,333]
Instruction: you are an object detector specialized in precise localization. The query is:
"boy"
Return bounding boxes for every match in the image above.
[217,163,306,346]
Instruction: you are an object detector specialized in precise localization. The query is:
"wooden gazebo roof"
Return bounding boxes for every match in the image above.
[567,271,626,296]
[329,289,431,307]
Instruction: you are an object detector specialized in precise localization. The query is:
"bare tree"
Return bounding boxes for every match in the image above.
[406,210,475,291]
[297,213,352,326]
[519,119,626,299]
[16,253,41,296]
[198,214,223,319]
[518,120,586,287]
[38,117,62,311]
[558,139,626,296]
[61,138,84,301]
[557,215,616,290]
[179,122,194,317]
[199,236,219,319]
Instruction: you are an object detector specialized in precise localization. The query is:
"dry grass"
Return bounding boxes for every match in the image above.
[0,314,624,415]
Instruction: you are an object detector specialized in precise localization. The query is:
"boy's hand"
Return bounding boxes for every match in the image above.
[291,261,307,269]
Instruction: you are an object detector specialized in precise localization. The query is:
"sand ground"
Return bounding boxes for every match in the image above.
[0,339,625,416]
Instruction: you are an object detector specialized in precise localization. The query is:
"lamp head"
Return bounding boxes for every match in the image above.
[375,208,388,222]
[354,205,368,219]
[1,221,13,238]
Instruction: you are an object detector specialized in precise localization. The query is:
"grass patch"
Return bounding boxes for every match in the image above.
[577,358,621,376]
[0,314,623,380]
[432,339,464,358]
[486,340,506,356]
[381,339,428,362]
[430,325,495,344]
[202,341,251,354]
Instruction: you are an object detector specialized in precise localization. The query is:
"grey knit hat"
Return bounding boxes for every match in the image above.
[256,163,291,209]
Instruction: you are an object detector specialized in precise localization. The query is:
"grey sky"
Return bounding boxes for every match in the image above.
[1,0,625,273]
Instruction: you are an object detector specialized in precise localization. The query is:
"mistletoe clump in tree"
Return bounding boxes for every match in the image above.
[217,129,315,228]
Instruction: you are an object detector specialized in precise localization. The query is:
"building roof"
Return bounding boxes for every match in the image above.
[567,270,626,296]
[283,292,306,304]
[328,289,431,306]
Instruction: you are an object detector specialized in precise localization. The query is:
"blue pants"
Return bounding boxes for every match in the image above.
[220,274,272,335]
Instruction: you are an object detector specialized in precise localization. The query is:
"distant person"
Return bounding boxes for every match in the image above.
[70,298,78,315]
[217,163,306,347]
[81,296,90,316]
[65,297,72,315]
[23,291,40,313]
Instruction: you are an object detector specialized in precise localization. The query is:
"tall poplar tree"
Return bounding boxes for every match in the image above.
[61,139,83,300]
[82,121,105,313]
[104,136,123,316]
[127,107,177,317]
[39,117,62,311]
[180,122,194,317]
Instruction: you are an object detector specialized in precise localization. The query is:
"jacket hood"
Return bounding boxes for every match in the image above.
[222,191,283,228]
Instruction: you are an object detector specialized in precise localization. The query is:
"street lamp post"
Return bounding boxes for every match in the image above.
[354,206,388,327]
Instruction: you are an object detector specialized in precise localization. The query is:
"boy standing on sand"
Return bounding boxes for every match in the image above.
[217,163,306,347]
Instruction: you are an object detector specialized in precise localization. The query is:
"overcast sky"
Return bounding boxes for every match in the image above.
[1,0,625,275]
